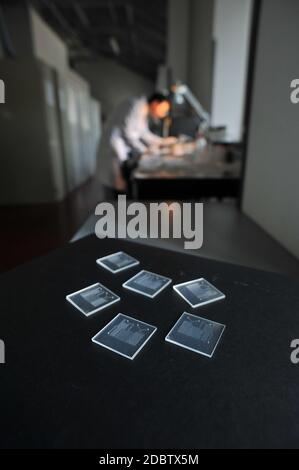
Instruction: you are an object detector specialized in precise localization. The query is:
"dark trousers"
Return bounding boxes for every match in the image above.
[103,154,139,200]
[103,186,125,200]
[121,156,139,198]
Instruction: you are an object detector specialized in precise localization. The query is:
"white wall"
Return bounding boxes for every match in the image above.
[0,6,68,71]
[76,57,153,118]
[0,60,67,203]
[242,0,299,260]
[211,0,253,140]
[29,7,68,74]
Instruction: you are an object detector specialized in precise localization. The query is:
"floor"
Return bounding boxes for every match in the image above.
[1,177,299,281]
[0,176,104,273]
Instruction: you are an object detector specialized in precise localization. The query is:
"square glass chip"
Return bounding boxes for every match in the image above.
[66,283,120,316]
[165,312,226,358]
[92,313,157,360]
[173,278,225,308]
[96,251,139,273]
[123,270,172,298]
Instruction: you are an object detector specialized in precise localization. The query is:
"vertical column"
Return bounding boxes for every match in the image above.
[166,0,191,83]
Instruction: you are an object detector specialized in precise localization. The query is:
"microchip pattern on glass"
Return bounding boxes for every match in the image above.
[92,314,157,360]
[110,253,130,268]
[178,317,214,343]
[165,312,226,358]
[81,286,108,307]
[187,281,218,301]
[137,272,163,290]
[109,318,146,346]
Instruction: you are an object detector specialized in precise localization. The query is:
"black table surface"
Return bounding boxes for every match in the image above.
[132,176,240,200]
[1,235,299,449]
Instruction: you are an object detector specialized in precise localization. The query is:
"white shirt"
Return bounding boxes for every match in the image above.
[111,96,164,162]
[98,96,164,187]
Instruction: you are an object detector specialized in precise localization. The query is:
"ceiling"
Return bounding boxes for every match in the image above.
[32,0,168,80]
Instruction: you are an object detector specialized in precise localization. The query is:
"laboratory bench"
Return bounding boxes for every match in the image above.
[132,142,242,200]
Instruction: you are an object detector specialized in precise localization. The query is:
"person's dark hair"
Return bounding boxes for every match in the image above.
[147,92,169,104]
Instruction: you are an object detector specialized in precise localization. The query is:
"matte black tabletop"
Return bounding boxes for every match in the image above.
[1,235,299,449]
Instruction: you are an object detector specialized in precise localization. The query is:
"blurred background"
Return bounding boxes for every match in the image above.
[0,0,299,279]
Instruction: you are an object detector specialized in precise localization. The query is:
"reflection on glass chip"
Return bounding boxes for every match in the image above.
[109,318,146,346]
[136,272,163,290]
[187,281,216,301]
[81,286,111,307]
[178,317,215,343]
[111,253,130,268]
[92,314,157,360]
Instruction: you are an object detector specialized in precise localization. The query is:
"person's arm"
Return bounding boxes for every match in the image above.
[142,129,179,151]
[141,126,164,147]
